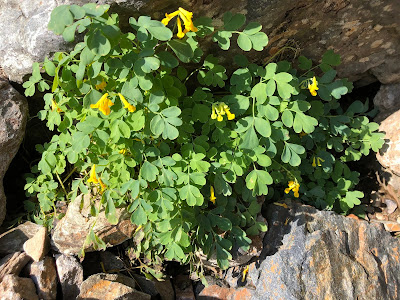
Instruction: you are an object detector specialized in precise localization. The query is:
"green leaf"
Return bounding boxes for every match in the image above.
[48,5,74,35]
[243,22,262,35]
[140,161,159,182]
[157,51,179,68]
[212,31,232,50]
[224,13,246,31]
[131,203,147,225]
[281,110,293,127]
[240,125,259,150]
[168,40,193,63]
[87,29,111,56]
[298,56,312,70]
[179,184,203,206]
[254,117,271,137]
[147,25,172,41]
[248,32,268,51]
[246,169,272,196]
[281,143,305,167]
[237,33,252,51]
[322,49,341,66]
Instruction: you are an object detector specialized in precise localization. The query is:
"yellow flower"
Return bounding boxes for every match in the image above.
[161,10,179,25]
[99,178,106,193]
[242,265,249,282]
[51,99,62,112]
[87,165,99,184]
[90,93,114,116]
[222,104,235,120]
[284,180,300,198]
[161,7,197,39]
[299,131,307,138]
[308,76,319,96]
[95,81,107,91]
[210,186,216,204]
[118,93,136,112]
[177,17,185,39]
[312,156,325,167]
[119,149,127,155]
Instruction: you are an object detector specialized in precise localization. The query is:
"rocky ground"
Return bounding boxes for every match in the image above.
[1,0,400,299]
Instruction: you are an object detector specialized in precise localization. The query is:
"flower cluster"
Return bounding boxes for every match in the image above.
[210,186,216,204]
[90,93,136,116]
[284,180,300,198]
[312,156,325,167]
[161,7,198,39]
[211,102,235,122]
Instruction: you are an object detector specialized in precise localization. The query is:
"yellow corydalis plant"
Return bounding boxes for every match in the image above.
[211,102,235,122]
[51,99,62,112]
[95,80,107,91]
[118,93,136,112]
[90,93,114,115]
[87,165,106,193]
[284,180,300,198]
[308,76,319,96]
[161,7,198,39]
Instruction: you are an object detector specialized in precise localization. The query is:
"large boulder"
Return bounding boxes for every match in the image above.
[377,109,400,177]
[224,202,400,299]
[51,193,136,255]
[373,83,400,122]
[0,80,28,225]
[1,0,400,85]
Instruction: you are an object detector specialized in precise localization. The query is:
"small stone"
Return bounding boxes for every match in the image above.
[375,212,386,220]
[174,274,195,300]
[384,222,400,232]
[0,251,31,281]
[198,284,234,300]
[55,254,83,300]
[23,226,50,262]
[384,199,398,214]
[0,221,42,255]
[28,256,57,300]
[77,273,150,300]
[133,274,174,300]
[0,274,39,300]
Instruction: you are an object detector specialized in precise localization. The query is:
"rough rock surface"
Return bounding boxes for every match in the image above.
[28,256,58,300]
[373,83,400,122]
[0,274,39,300]
[51,193,136,255]
[0,251,31,281]
[23,226,50,262]
[224,203,400,299]
[133,274,174,300]
[55,254,83,300]
[0,80,28,225]
[1,0,400,86]
[0,221,42,255]
[77,273,150,300]
[377,109,400,176]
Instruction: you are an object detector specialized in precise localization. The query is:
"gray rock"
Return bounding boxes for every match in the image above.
[133,274,174,300]
[0,221,42,255]
[1,0,400,86]
[28,256,58,300]
[0,252,31,281]
[51,193,136,255]
[225,203,400,299]
[55,254,83,299]
[99,250,125,272]
[373,83,400,122]
[0,274,39,300]
[377,109,400,176]
[77,273,151,300]
[23,226,50,262]
[0,80,28,225]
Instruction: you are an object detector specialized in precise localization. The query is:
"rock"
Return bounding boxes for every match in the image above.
[225,203,400,299]
[0,274,39,300]
[373,83,400,122]
[51,193,136,255]
[1,1,400,86]
[384,199,397,215]
[377,109,400,176]
[0,80,28,225]
[383,221,400,232]
[0,251,31,281]
[133,274,175,300]
[198,284,234,300]
[99,250,125,272]
[23,226,50,262]
[55,254,83,300]
[0,221,42,255]
[77,273,151,300]
[28,256,57,300]
[173,274,195,300]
